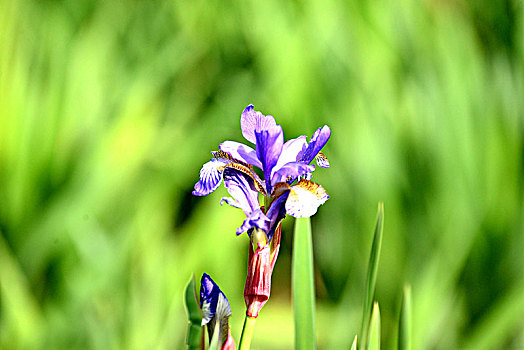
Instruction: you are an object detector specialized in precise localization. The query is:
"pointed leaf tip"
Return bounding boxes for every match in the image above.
[360,204,384,350]
[351,335,358,350]
[367,302,381,350]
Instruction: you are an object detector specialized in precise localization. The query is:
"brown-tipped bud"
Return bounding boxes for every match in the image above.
[244,242,271,318]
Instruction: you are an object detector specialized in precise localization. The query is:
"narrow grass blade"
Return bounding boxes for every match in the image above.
[360,203,384,350]
[398,285,412,350]
[351,335,358,350]
[184,274,203,350]
[292,217,317,349]
[367,302,381,350]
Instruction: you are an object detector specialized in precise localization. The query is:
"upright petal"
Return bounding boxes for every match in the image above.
[219,141,262,169]
[221,169,259,216]
[300,125,331,165]
[255,125,284,193]
[192,157,229,196]
[271,135,308,176]
[241,104,277,144]
[285,179,329,217]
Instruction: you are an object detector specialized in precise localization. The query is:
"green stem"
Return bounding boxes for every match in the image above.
[239,315,257,350]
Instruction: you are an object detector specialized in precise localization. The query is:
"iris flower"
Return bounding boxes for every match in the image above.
[193,104,330,239]
[200,273,235,349]
[194,104,330,317]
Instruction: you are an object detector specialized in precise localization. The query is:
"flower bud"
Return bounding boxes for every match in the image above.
[244,242,271,318]
[243,225,283,318]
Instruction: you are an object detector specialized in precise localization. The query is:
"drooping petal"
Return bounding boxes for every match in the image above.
[219,141,262,169]
[222,162,266,196]
[300,125,331,165]
[236,208,270,235]
[285,179,329,217]
[255,125,284,193]
[271,162,315,185]
[192,157,229,196]
[221,169,259,216]
[241,104,277,144]
[271,136,308,176]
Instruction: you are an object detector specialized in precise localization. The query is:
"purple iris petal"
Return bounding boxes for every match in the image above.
[192,157,229,196]
[300,125,331,165]
[271,136,308,177]
[220,197,242,210]
[219,141,262,169]
[222,169,259,216]
[200,273,231,327]
[236,208,270,235]
[271,162,315,186]
[255,125,284,193]
[241,104,277,144]
[265,192,289,242]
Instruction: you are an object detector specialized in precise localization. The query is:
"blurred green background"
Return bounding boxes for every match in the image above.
[1,0,523,349]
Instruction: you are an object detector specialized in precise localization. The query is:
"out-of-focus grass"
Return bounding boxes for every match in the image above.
[0,0,522,349]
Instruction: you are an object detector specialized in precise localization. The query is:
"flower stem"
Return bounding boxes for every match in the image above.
[239,314,257,350]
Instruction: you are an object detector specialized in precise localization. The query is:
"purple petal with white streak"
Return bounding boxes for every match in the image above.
[192,157,229,196]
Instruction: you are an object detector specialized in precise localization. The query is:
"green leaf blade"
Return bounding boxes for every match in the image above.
[367,302,381,350]
[351,335,358,350]
[398,285,412,350]
[360,203,384,350]
[292,217,317,350]
[184,274,203,350]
